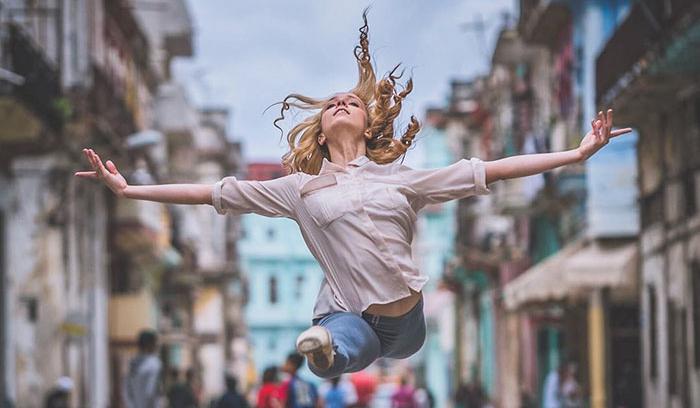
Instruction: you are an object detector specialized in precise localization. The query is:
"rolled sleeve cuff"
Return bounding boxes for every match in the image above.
[470,157,491,195]
[212,179,226,215]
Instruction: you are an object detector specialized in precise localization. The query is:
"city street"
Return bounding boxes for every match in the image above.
[1,1,699,407]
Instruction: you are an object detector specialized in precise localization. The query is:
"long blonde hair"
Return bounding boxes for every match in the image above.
[273,9,420,175]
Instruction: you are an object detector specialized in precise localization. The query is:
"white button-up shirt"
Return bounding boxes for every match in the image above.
[212,155,490,319]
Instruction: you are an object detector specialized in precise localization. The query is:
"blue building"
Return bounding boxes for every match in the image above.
[239,163,324,379]
[412,117,461,408]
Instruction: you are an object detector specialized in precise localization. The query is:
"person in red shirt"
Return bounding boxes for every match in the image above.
[350,371,377,408]
[257,366,282,408]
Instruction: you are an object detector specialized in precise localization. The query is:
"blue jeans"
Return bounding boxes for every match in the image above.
[309,298,426,378]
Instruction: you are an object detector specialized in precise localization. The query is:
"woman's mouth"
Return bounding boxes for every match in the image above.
[334,108,349,116]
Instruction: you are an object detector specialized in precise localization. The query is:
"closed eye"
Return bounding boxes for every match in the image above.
[350,102,359,107]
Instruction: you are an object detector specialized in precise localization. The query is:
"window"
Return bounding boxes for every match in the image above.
[693,261,700,369]
[668,305,689,403]
[641,189,664,227]
[683,171,697,217]
[269,276,278,304]
[20,296,38,323]
[295,275,305,299]
[669,306,676,395]
[648,285,658,379]
[0,212,4,399]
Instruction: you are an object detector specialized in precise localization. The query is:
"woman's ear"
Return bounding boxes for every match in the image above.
[318,134,327,146]
[364,129,372,140]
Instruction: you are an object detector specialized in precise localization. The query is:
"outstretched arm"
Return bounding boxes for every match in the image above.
[75,148,212,205]
[484,109,632,184]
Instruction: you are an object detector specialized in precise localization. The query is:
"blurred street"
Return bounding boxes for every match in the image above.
[1,0,699,407]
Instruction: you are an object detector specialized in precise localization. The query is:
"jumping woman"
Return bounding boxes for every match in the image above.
[76,11,631,379]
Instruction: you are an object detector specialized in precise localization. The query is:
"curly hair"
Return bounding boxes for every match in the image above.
[273,8,421,175]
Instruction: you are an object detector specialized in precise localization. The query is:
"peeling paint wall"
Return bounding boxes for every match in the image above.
[2,154,110,407]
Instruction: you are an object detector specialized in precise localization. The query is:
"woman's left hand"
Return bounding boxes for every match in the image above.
[578,109,632,161]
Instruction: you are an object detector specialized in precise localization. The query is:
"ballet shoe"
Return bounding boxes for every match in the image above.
[295,325,334,371]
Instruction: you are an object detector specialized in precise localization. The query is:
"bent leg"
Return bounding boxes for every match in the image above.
[309,312,381,378]
[367,298,427,359]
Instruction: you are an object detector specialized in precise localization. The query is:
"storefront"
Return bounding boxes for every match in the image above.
[504,238,639,408]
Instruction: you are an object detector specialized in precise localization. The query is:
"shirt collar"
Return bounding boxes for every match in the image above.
[319,155,370,174]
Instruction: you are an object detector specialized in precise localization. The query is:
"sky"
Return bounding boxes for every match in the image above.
[173,1,515,162]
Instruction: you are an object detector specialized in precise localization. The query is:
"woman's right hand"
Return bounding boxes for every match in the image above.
[74,148,128,197]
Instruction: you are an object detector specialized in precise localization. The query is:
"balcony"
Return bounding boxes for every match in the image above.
[90,66,140,139]
[162,0,194,58]
[596,0,700,121]
[492,29,528,66]
[154,82,198,143]
[112,190,175,274]
[518,0,570,49]
[109,289,159,342]
[493,175,544,215]
[0,22,63,147]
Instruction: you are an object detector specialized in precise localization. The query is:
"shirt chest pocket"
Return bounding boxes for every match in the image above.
[301,174,358,228]
[374,184,410,210]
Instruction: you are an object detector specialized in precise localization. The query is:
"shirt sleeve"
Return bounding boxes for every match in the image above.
[401,157,490,206]
[144,364,161,408]
[211,173,301,218]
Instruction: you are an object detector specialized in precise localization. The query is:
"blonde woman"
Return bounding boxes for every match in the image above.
[76,11,631,379]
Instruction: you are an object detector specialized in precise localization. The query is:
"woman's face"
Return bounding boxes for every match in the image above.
[320,92,368,142]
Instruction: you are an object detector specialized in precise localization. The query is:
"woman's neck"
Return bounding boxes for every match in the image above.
[326,133,366,168]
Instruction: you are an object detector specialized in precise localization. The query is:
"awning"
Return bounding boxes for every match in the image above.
[503,239,638,310]
[564,240,638,289]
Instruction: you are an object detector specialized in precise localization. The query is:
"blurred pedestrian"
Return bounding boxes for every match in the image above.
[278,352,319,408]
[215,374,250,408]
[349,371,376,408]
[520,387,536,408]
[454,381,485,408]
[44,376,73,408]
[320,377,345,408]
[390,376,417,408]
[542,366,561,408]
[413,382,433,408]
[123,329,162,408]
[168,368,199,408]
[560,362,583,408]
[78,7,631,382]
[320,375,357,408]
[257,366,282,408]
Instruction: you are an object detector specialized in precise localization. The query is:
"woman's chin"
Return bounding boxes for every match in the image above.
[325,120,365,136]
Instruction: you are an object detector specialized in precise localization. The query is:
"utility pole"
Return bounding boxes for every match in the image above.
[461,14,489,65]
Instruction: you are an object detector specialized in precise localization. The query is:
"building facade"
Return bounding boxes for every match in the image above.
[239,163,324,381]
[411,114,462,408]
[597,1,700,406]
[435,2,642,407]
[0,1,246,406]
[0,0,156,405]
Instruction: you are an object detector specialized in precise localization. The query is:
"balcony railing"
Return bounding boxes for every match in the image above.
[0,22,63,133]
[596,0,699,106]
[518,0,570,49]
[493,176,540,214]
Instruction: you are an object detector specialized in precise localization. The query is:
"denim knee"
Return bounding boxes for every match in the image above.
[310,312,380,377]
